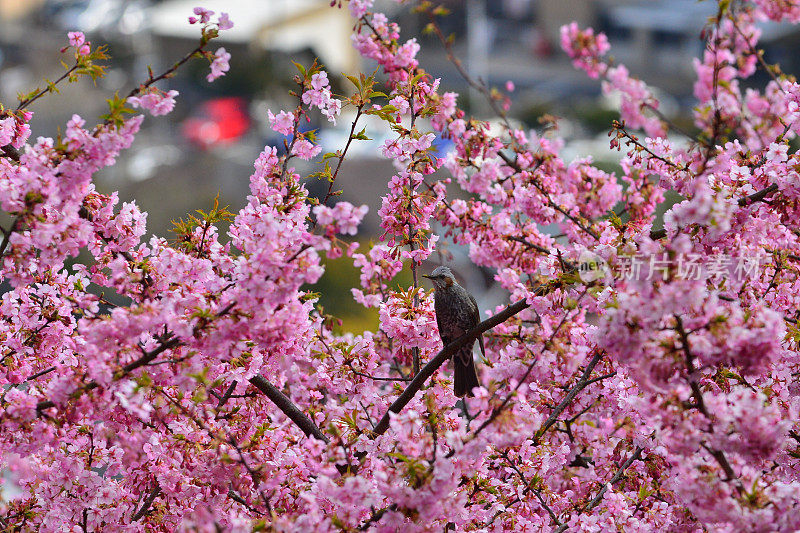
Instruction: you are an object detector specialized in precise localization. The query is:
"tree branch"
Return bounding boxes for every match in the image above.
[0,145,20,161]
[131,483,161,521]
[35,304,234,414]
[468,288,591,441]
[359,504,399,531]
[497,151,600,241]
[675,316,741,488]
[0,216,20,256]
[650,183,781,240]
[554,446,644,532]
[248,375,329,443]
[738,183,778,206]
[533,349,605,444]
[371,299,531,437]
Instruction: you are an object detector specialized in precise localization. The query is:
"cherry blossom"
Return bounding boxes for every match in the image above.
[1,1,799,531]
[127,89,179,116]
[206,47,230,82]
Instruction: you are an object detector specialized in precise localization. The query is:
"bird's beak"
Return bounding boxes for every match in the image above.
[422,274,433,279]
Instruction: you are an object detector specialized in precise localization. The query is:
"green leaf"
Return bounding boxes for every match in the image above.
[352,128,371,141]
[136,373,153,388]
[345,74,361,89]
[292,61,307,78]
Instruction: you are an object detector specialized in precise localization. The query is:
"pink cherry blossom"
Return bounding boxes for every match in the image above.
[267,109,295,135]
[127,89,179,116]
[2,2,800,531]
[313,201,368,235]
[67,31,84,47]
[0,117,14,146]
[192,6,214,24]
[217,12,233,30]
[206,47,230,82]
[291,138,321,160]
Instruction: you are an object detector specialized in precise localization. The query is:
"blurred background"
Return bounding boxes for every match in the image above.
[1,0,798,331]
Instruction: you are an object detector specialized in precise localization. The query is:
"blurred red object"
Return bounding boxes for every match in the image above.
[181,97,250,149]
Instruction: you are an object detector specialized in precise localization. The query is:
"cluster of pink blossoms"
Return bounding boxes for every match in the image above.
[66,31,91,56]
[301,71,342,125]
[313,202,368,236]
[1,1,800,531]
[127,89,179,116]
[186,7,233,82]
[0,113,31,150]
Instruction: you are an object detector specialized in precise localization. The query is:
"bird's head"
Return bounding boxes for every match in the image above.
[422,266,457,290]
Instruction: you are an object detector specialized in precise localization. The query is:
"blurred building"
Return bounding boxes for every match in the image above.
[0,0,46,20]
[439,0,800,101]
[150,0,360,74]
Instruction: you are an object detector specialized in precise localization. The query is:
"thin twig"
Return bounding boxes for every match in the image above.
[675,316,740,487]
[359,504,399,531]
[217,381,238,408]
[351,370,411,382]
[469,288,591,441]
[650,183,781,241]
[35,303,236,414]
[16,63,82,112]
[553,446,644,532]
[497,151,600,240]
[534,350,605,444]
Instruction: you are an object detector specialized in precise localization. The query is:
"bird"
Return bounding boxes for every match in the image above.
[423,266,484,397]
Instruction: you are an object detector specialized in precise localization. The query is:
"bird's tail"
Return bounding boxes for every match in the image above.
[453,348,480,398]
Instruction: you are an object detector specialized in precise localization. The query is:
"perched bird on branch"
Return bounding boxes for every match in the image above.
[423,266,484,397]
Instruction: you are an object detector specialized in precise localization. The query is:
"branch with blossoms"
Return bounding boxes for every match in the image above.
[553,445,645,532]
[372,298,531,436]
[3,0,800,530]
[0,11,235,291]
[113,8,233,124]
[0,32,107,162]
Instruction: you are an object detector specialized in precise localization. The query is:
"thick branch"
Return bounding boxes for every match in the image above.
[738,183,778,206]
[131,484,161,521]
[371,299,530,437]
[249,375,329,443]
[0,145,20,162]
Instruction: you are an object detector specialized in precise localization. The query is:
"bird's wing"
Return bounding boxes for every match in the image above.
[434,298,450,345]
[468,293,486,358]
